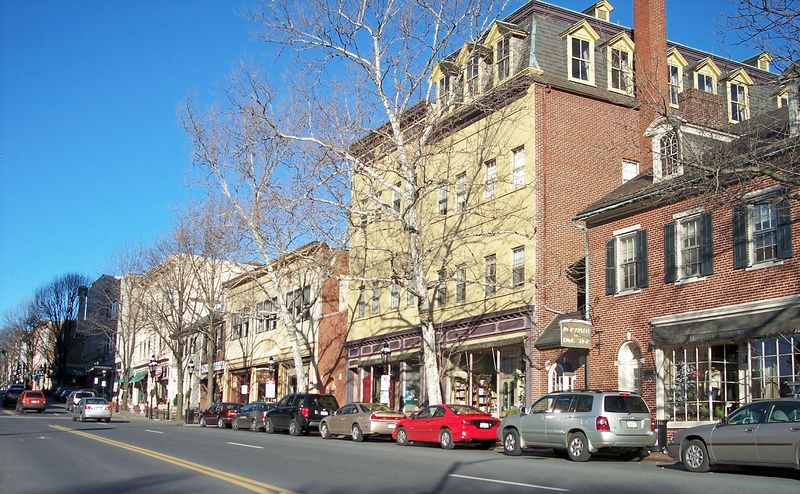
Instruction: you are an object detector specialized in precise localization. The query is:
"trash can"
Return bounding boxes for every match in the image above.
[185,408,195,424]
[651,419,668,452]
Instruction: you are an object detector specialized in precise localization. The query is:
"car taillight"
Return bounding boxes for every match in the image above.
[370,413,393,420]
[650,417,656,432]
[107,405,113,411]
[227,410,236,416]
[301,407,309,418]
[596,416,610,431]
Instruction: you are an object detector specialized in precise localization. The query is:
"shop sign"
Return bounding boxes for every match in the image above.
[559,319,592,349]
[265,380,276,399]
[380,374,390,404]
[199,361,225,374]
[241,384,248,395]
[155,366,163,378]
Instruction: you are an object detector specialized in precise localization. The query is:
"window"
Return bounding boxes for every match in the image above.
[456,173,466,211]
[512,247,524,288]
[605,229,648,294]
[658,131,681,178]
[436,271,447,307]
[485,254,496,296]
[359,199,368,228]
[484,160,496,198]
[256,298,278,332]
[511,147,525,188]
[665,213,713,283]
[618,342,641,393]
[373,192,382,222]
[729,83,748,122]
[437,76,450,105]
[438,182,448,215]
[288,286,310,321]
[455,266,466,303]
[609,47,631,93]
[496,35,511,82]
[390,283,399,309]
[776,92,789,108]
[371,284,380,315]
[392,182,401,213]
[622,160,639,183]
[696,73,714,94]
[406,286,415,307]
[668,65,681,106]
[232,313,249,339]
[358,286,366,317]
[570,37,592,83]
[733,199,792,268]
[465,55,480,98]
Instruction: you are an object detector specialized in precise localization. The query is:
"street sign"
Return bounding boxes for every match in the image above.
[559,319,592,349]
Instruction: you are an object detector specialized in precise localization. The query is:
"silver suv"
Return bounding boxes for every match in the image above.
[499,391,656,461]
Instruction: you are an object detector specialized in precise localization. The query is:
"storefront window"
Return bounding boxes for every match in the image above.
[751,335,800,399]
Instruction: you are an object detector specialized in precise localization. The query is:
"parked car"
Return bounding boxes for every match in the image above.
[499,391,655,461]
[199,402,240,428]
[264,393,340,436]
[66,390,96,411]
[232,402,276,431]
[667,398,800,473]
[16,390,46,413]
[1,384,25,407]
[392,404,499,449]
[320,402,405,442]
[72,397,112,422]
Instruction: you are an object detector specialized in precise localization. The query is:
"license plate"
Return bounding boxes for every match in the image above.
[626,420,638,429]
[388,423,395,429]
[31,400,39,404]
[320,410,328,416]
[479,422,490,429]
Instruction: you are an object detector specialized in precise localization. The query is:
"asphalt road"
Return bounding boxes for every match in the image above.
[1,403,798,494]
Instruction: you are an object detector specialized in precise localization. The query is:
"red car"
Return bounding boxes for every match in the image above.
[392,404,499,449]
[199,402,240,428]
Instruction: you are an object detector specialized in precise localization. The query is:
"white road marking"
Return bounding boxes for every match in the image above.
[448,474,569,492]
[144,429,164,434]
[227,442,264,450]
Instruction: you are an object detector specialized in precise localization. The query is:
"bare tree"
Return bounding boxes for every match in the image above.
[2,300,43,385]
[726,1,799,71]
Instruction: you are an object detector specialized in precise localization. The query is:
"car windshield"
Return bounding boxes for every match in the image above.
[26,392,45,398]
[313,396,339,409]
[222,403,238,411]
[604,395,649,413]
[76,392,94,398]
[448,405,484,415]
[85,398,108,405]
[362,403,392,412]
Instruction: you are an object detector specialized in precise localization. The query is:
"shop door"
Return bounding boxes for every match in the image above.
[362,371,372,403]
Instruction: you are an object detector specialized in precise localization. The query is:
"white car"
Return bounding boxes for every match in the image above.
[72,397,112,422]
[66,390,95,411]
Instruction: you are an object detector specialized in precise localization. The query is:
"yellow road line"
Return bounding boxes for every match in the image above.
[1,409,16,416]
[49,425,296,494]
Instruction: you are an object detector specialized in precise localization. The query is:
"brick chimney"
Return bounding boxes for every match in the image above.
[633,0,668,170]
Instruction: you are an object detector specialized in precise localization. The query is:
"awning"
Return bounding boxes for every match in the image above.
[126,370,148,384]
[651,301,800,347]
[534,312,585,350]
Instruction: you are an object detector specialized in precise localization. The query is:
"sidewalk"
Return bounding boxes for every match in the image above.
[113,408,195,426]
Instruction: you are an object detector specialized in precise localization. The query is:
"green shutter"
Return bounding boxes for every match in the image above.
[733,205,748,269]
[605,239,616,295]
[776,200,793,260]
[664,223,676,283]
[700,213,714,276]
[636,229,649,288]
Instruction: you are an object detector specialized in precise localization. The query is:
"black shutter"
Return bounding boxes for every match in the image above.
[636,229,649,288]
[605,239,616,295]
[664,222,676,283]
[732,205,748,269]
[776,200,793,260]
[700,212,714,276]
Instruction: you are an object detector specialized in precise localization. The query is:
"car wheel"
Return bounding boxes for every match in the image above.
[682,439,710,473]
[72,415,77,422]
[440,428,454,450]
[503,429,521,456]
[200,417,207,427]
[396,427,409,446]
[289,419,301,436]
[232,419,239,430]
[320,422,331,439]
[566,432,590,462]
[217,418,225,429]
[264,417,274,434]
[105,418,111,423]
[250,419,259,432]
[80,413,86,423]
[352,424,364,442]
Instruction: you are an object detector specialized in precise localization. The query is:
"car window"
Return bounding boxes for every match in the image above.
[603,395,649,414]
[76,392,94,399]
[289,395,302,407]
[573,395,593,413]
[26,391,45,398]
[530,396,555,414]
[222,403,238,411]
[432,407,446,418]
[553,394,574,413]
[85,398,107,405]
[362,403,392,413]
[447,404,483,415]
[416,407,434,419]
[727,402,769,425]
[240,404,252,413]
[276,395,291,407]
[314,395,339,409]
[767,402,800,423]
[339,405,355,415]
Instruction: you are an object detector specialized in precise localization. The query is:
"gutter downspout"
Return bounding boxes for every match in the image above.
[571,218,590,391]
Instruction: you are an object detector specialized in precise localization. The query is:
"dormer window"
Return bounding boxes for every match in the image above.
[697,73,714,93]
[729,83,748,122]
[693,58,721,95]
[583,1,614,21]
[605,33,634,95]
[666,48,687,108]
[465,55,480,98]
[562,20,599,86]
[775,90,789,108]
[496,35,511,82]
[438,76,450,105]
[484,22,527,85]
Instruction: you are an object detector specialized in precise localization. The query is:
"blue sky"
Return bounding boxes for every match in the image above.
[0,1,763,318]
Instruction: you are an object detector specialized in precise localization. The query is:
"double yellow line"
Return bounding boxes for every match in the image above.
[49,425,295,494]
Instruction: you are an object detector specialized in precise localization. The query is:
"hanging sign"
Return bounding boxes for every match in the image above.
[380,374,390,404]
[559,319,592,349]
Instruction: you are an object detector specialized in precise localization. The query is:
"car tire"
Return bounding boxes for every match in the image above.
[217,418,225,429]
[232,419,239,430]
[682,439,710,473]
[250,419,259,432]
[80,413,86,423]
[72,415,77,422]
[289,419,301,436]
[566,432,590,462]
[352,424,364,442]
[502,429,522,456]
[320,422,331,439]
[396,427,409,446]
[200,417,206,427]
[264,418,274,434]
[105,418,111,423]
[440,428,455,450]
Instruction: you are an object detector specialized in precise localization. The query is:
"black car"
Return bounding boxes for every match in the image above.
[264,393,340,436]
[2,384,26,407]
[232,402,276,431]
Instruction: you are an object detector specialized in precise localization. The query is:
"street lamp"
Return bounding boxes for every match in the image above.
[381,342,391,368]
[266,356,275,400]
[187,359,195,411]
[148,355,158,420]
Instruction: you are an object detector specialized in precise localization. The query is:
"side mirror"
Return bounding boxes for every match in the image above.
[519,407,527,415]
[717,416,727,426]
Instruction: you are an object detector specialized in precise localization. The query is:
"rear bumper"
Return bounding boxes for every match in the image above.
[665,442,681,460]
[589,431,655,451]
[84,411,112,419]
[19,403,46,411]
[459,428,499,442]
[365,421,398,436]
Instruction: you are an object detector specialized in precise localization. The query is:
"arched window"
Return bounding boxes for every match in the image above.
[659,132,680,177]
[547,361,576,393]
[618,342,642,393]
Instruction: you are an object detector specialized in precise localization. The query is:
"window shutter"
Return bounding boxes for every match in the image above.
[636,229,648,288]
[776,200,793,259]
[664,223,676,283]
[700,213,714,276]
[605,239,616,295]
[732,205,748,269]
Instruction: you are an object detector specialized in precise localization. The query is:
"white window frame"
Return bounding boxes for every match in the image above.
[358,287,366,318]
[484,254,496,296]
[512,247,525,288]
[371,284,381,315]
[511,147,525,189]
[465,55,480,99]
[568,35,594,85]
[437,76,450,106]
[728,82,749,123]
[608,46,632,95]
[622,159,639,183]
[390,283,400,310]
[456,173,467,211]
[495,34,511,82]
[455,266,466,303]
[617,233,638,293]
[654,131,682,180]
[748,203,779,265]
[484,160,496,198]
[695,72,716,94]
[668,64,682,107]
[677,214,702,280]
[438,182,448,215]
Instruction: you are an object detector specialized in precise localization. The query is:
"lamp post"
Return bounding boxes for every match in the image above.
[148,355,158,420]
[381,342,391,369]
[187,359,195,412]
[380,343,391,406]
[267,356,275,400]
[116,367,122,412]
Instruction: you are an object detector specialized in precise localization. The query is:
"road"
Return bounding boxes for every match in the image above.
[1,403,798,494]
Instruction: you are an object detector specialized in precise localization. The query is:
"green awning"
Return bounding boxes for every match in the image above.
[122,370,148,384]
